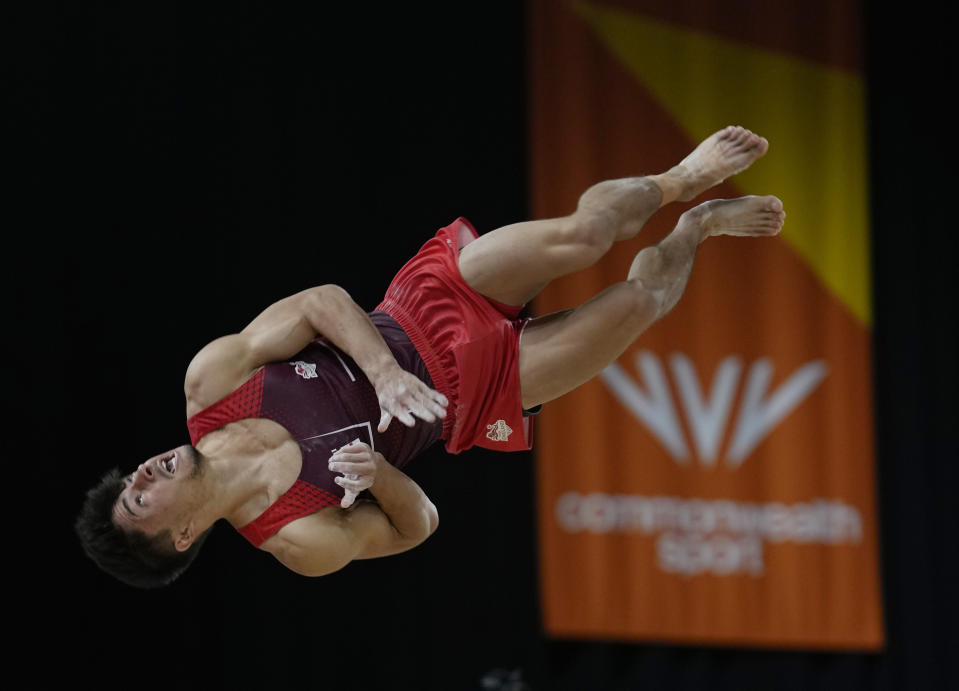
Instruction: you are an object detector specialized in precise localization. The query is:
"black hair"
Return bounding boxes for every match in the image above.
[74,467,212,588]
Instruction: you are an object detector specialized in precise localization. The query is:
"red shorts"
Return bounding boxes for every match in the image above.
[377,217,533,454]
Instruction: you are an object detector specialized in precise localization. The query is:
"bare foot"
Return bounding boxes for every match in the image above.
[659,126,769,203]
[685,195,785,240]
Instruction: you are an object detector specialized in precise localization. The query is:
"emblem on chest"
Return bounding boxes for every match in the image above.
[290,360,318,379]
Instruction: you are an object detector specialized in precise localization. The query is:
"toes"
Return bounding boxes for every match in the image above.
[763,196,784,212]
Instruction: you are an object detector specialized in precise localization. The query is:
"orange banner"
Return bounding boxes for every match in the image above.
[531,0,882,649]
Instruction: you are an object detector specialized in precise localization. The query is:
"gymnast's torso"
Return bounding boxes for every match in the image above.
[184,311,443,546]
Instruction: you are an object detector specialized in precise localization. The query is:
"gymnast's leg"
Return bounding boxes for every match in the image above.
[457,126,770,308]
[517,195,785,410]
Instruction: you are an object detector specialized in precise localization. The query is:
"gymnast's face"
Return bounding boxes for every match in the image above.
[112,445,201,538]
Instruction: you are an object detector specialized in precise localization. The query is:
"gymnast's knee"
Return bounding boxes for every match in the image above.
[559,208,617,263]
[619,278,664,326]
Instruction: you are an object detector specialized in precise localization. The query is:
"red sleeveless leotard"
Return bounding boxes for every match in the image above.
[186,312,442,547]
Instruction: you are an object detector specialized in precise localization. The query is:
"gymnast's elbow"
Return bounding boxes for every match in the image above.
[425,500,439,537]
[397,500,439,550]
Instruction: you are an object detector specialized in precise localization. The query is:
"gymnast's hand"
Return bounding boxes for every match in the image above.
[329,440,380,509]
[371,365,448,433]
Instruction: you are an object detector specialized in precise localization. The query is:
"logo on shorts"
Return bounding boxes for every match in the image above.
[291,360,318,379]
[486,419,513,442]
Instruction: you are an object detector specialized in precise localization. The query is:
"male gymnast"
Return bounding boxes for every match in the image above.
[76,126,785,588]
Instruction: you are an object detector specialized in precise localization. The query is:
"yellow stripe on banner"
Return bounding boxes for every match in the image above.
[575,1,872,326]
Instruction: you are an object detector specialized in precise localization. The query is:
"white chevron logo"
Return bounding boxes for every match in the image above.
[600,351,828,467]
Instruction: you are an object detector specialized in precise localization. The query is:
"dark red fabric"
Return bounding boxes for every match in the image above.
[184,320,441,548]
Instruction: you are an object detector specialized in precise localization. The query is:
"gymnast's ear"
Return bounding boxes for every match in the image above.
[174,522,197,552]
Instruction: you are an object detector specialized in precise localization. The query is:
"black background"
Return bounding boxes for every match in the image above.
[9,3,956,690]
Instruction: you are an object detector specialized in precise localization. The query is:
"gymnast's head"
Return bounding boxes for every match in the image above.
[75,445,213,588]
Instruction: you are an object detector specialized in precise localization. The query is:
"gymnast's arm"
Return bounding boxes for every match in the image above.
[184,284,447,427]
[264,448,440,577]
